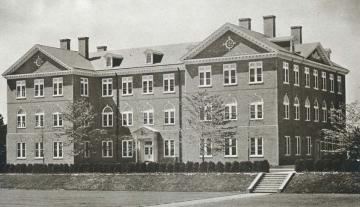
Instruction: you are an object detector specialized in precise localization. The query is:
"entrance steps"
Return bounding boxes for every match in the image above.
[247,171,295,193]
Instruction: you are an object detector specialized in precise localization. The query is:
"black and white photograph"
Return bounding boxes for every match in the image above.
[0,0,359,206]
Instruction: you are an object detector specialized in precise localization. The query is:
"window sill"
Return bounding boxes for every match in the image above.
[164,123,176,126]
[122,94,133,97]
[330,91,334,93]
[338,92,342,95]
[165,156,176,158]
[102,156,113,158]
[294,119,300,121]
[198,85,212,88]
[16,97,26,100]
[102,126,113,128]
[250,155,264,158]
[53,126,64,128]
[122,156,133,158]
[34,157,44,160]
[305,86,310,88]
[294,84,300,87]
[53,95,64,97]
[34,96,44,98]
[80,95,89,97]
[17,127,26,129]
[224,155,238,158]
[223,83,237,87]
[322,89,327,92]
[248,82,263,85]
[35,126,44,129]
[142,92,154,95]
[283,82,289,85]
[284,154,291,157]
[295,154,301,156]
[306,154,312,156]
[102,95,114,98]
[250,118,264,121]
[163,91,175,94]
[314,88,318,90]
[16,158,26,160]
[144,124,154,126]
[53,157,63,160]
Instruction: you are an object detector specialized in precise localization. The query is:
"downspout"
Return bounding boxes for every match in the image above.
[177,67,183,163]
[115,73,120,163]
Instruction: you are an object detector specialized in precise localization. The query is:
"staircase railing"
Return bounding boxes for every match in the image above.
[247,172,264,193]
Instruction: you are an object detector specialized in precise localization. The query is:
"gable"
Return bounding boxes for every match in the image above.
[308,49,328,65]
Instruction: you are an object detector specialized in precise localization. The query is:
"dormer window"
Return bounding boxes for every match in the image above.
[145,50,163,64]
[105,54,123,68]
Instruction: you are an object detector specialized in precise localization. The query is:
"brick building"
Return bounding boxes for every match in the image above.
[2,16,349,165]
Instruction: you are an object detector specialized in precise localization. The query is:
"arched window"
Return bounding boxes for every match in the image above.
[121,103,133,127]
[143,103,154,125]
[164,103,176,125]
[283,95,290,119]
[102,106,113,127]
[35,109,44,128]
[17,109,26,128]
[225,98,237,120]
[294,97,300,120]
[322,101,327,123]
[314,99,319,122]
[305,98,311,121]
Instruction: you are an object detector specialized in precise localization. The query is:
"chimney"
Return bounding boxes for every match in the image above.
[78,37,89,59]
[291,26,302,45]
[325,48,332,59]
[97,46,107,52]
[263,15,276,38]
[239,18,251,30]
[60,39,70,50]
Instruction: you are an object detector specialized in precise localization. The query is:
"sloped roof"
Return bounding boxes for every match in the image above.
[294,43,319,58]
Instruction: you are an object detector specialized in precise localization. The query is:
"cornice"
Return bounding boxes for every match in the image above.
[4,70,73,80]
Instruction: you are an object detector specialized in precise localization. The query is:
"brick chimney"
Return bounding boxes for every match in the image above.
[97,46,107,52]
[263,15,276,38]
[239,18,251,30]
[78,37,89,59]
[291,26,302,45]
[60,39,70,50]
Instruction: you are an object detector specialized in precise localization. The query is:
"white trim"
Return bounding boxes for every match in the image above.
[102,140,113,158]
[285,136,291,156]
[164,139,176,157]
[80,77,89,97]
[248,61,263,84]
[52,112,63,127]
[34,78,44,98]
[142,75,154,94]
[185,53,277,65]
[250,137,264,157]
[53,77,63,97]
[122,140,133,158]
[163,73,175,93]
[250,101,264,120]
[53,141,63,159]
[293,64,300,86]
[283,61,289,84]
[198,65,212,87]
[122,76,133,96]
[16,80,26,99]
[224,138,237,157]
[102,78,113,97]
[223,63,237,86]
[295,136,301,156]
[16,142,26,159]
[121,111,133,126]
[102,105,114,127]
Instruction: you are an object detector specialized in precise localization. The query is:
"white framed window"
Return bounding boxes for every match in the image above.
[35,112,44,128]
[17,109,26,128]
[306,136,312,155]
[80,77,89,96]
[17,142,26,159]
[53,141,63,159]
[294,97,300,120]
[330,102,335,123]
[122,76,133,95]
[314,99,319,122]
[249,61,263,84]
[35,142,44,158]
[163,73,175,93]
[164,108,175,125]
[337,75,342,94]
[16,80,26,99]
[142,75,154,94]
[283,95,290,120]
[250,102,263,120]
[84,141,90,158]
[295,136,301,156]
[53,112,63,127]
[102,140,113,158]
[285,136,291,156]
[224,138,237,157]
[305,98,311,121]
[313,69,318,89]
[143,110,154,125]
[122,140,133,158]
[305,67,310,88]
[106,56,122,68]
[330,74,334,93]
[250,137,263,157]
[199,65,212,87]
[34,79,44,97]
[283,62,289,84]
[293,65,299,86]
[321,72,327,91]
[53,77,63,96]
[121,111,133,126]
[102,106,113,127]
[164,139,175,157]
[223,63,237,85]
[200,105,212,121]
[322,101,327,123]
[102,78,113,97]
[225,102,237,120]
[200,138,212,157]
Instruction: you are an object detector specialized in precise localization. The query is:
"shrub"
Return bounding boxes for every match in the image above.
[159,163,167,172]
[224,162,232,172]
[239,161,252,172]
[174,162,181,172]
[185,161,194,172]
[342,159,358,172]
[304,159,314,171]
[295,159,305,172]
[208,161,216,172]
[178,162,186,172]
[199,162,208,172]
[147,162,159,173]
[314,159,327,171]
[331,159,343,172]
[166,163,174,172]
[193,162,200,172]
[127,163,136,173]
[231,161,240,172]
[254,160,270,172]
[216,162,224,173]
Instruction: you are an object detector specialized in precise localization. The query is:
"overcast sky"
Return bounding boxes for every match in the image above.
[0,0,359,123]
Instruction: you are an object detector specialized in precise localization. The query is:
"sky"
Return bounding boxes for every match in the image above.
[0,0,359,124]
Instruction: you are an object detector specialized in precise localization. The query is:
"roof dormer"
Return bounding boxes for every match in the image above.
[104,53,123,68]
[144,49,163,64]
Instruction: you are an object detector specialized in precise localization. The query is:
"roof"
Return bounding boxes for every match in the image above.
[294,43,319,58]
[268,36,293,42]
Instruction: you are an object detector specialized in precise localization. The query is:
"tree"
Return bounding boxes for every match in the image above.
[0,114,6,163]
[321,101,360,159]
[185,91,237,162]
[0,114,4,127]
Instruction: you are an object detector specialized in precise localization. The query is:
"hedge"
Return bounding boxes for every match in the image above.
[0,160,270,174]
[295,159,360,172]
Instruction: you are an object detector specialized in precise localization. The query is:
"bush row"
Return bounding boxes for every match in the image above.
[0,160,270,174]
[295,159,360,172]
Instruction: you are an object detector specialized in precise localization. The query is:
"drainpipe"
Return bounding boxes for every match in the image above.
[177,67,183,163]
[115,73,120,163]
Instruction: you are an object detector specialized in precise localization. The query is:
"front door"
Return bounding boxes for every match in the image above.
[144,141,154,162]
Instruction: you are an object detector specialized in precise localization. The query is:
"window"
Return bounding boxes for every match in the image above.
[330,74,334,93]
[122,140,133,157]
[146,53,152,64]
[223,63,237,85]
[283,62,289,84]
[122,111,133,126]
[225,138,237,157]
[314,99,319,122]
[35,112,44,127]
[122,76,133,95]
[321,72,327,91]
[106,57,122,67]
[199,65,212,87]
[306,136,312,155]
[53,141,63,158]
[293,65,299,86]
[53,112,63,127]
[250,137,263,157]
[164,108,175,125]
[283,95,290,120]
[142,75,153,94]
[313,69,318,89]
[225,102,237,120]
[305,67,310,88]
[200,138,212,157]
[34,79,44,97]
[330,102,335,123]
[17,109,26,128]
[53,77,63,96]
[80,77,89,96]
[16,80,26,98]
[102,78,113,97]
[295,136,301,156]
[145,52,163,64]
[322,101,327,123]
[164,140,175,157]
[285,136,291,156]
[35,142,44,158]
[294,97,300,120]
[200,105,212,121]
[102,106,113,127]
[249,61,263,84]
[250,102,263,120]
[305,98,311,121]
[143,110,154,125]
[337,75,342,94]
[102,141,113,158]
[163,73,175,93]
[84,141,90,158]
[17,142,26,159]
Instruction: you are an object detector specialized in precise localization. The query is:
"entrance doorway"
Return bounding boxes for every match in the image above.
[144,141,154,162]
